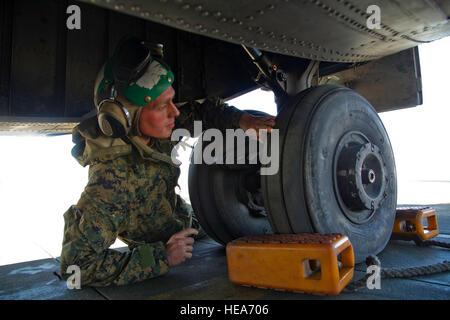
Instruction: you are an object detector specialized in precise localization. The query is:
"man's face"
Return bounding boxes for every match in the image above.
[139,86,179,139]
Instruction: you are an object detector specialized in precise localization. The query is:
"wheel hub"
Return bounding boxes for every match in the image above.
[334,132,387,224]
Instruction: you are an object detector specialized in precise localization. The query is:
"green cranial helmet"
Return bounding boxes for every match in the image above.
[125,58,175,106]
[94,37,175,108]
[93,37,175,138]
[95,57,175,108]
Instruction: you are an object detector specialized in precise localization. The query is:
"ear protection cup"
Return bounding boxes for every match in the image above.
[97,99,132,138]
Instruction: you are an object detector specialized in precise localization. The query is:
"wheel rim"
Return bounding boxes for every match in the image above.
[263,85,397,263]
[333,131,387,224]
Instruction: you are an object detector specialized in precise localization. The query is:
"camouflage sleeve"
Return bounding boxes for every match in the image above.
[59,160,169,287]
[174,97,245,136]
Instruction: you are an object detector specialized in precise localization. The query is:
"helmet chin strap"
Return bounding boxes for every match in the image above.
[130,103,144,137]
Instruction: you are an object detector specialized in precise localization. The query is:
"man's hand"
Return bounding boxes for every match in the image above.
[165,228,198,267]
[238,112,276,138]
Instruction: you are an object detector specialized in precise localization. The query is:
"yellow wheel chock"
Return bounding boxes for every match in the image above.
[226,233,354,295]
[391,207,439,243]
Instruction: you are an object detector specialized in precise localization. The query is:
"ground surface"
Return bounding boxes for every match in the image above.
[0,204,449,300]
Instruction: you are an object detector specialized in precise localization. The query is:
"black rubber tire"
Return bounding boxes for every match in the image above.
[263,85,397,263]
[188,160,231,244]
[261,87,315,233]
[188,110,273,245]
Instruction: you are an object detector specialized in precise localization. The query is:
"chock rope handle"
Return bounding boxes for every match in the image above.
[417,239,450,249]
[344,255,450,292]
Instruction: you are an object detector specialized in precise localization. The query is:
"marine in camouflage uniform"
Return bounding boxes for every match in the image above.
[59,96,245,287]
[60,37,276,287]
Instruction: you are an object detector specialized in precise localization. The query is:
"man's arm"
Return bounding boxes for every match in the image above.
[59,160,169,287]
[174,97,276,137]
[174,97,245,135]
